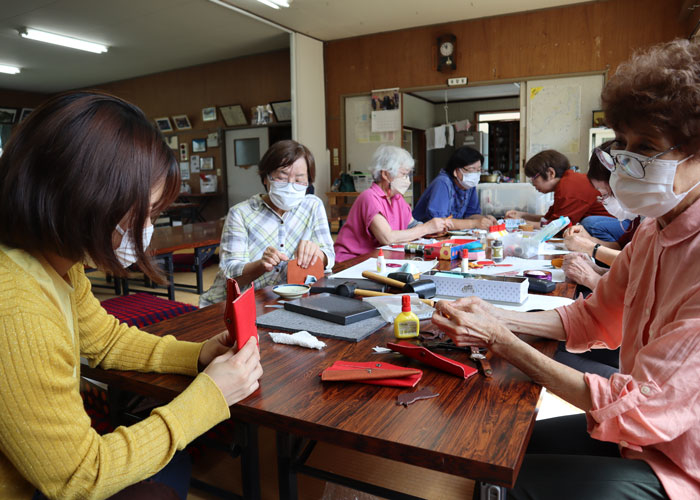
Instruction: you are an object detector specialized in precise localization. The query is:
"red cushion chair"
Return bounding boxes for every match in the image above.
[100,292,197,328]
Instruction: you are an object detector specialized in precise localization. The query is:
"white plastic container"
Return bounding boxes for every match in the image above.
[477,183,553,217]
[351,172,373,192]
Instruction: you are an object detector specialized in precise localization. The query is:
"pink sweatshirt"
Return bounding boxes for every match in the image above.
[557,197,700,500]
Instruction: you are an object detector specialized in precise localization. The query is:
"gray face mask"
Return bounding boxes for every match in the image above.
[114,224,154,267]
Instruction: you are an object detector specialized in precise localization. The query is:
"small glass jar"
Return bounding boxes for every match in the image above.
[491,239,504,262]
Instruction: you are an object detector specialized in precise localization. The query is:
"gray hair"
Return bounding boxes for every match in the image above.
[370,145,414,182]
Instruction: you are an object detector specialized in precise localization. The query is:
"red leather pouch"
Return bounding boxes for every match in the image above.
[321,360,422,387]
[224,278,258,352]
[386,341,477,379]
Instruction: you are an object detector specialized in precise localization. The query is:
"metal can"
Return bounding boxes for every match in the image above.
[491,239,504,262]
[405,243,424,254]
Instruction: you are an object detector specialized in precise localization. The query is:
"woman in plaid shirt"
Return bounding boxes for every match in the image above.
[200,140,334,306]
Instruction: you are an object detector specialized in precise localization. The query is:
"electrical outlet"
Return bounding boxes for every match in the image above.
[447,77,468,86]
[216,169,222,176]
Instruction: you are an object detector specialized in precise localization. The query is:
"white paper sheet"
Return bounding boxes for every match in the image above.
[451,256,566,282]
[330,258,438,280]
[433,293,574,312]
[539,241,571,255]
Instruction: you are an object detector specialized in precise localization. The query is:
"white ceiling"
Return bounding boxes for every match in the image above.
[0,0,289,93]
[0,0,592,94]
[411,83,521,103]
[224,0,595,40]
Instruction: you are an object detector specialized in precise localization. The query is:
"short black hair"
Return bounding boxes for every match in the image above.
[587,140,614,183]
[444,146,484,176]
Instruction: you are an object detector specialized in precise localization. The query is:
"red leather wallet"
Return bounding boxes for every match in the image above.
[321,360,422,387]
[224,278,258,352]
[386,341,477,379]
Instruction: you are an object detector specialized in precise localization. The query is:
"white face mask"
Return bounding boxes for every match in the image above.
[268,180,307,211]
[457,171,480,189]
[115,224,154,268]
[391,175,411,195]
[609,149,698,218]
[601,196,636,221]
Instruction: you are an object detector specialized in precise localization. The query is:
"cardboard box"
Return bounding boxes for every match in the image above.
[423,270,528,304]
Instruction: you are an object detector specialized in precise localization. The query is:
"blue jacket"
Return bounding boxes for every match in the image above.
[413,170,481,222]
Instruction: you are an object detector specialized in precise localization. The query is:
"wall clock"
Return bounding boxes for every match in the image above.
[437,34,456,73]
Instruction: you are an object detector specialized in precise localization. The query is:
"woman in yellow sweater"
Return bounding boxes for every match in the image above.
[0,92,263,499]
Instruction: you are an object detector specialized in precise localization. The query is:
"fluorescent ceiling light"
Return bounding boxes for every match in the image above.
[0,64,20,75]
[20,28,108,54]
[254,0,291,8]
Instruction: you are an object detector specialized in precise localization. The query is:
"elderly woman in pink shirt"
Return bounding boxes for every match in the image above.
[334,145,452,262]
[433,39,700,500]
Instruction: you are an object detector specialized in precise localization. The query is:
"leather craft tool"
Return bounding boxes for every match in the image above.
[470,346,493,377]
[361,271,437,300]
[397,388,440,407]
[310,281,435,306]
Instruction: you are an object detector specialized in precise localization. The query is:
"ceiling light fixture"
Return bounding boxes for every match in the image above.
[0,64,20,75]
[254,0,291,8]
[20,28,108,54]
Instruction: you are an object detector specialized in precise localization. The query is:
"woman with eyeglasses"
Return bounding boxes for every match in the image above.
[199,140,334,306]
[562,140,643,292]
[506,149,621,241]
[334,144,452,262]
[433,39,700,499]
[412,146,498,230]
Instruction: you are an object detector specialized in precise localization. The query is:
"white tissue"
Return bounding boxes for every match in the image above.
[269,330,326,350]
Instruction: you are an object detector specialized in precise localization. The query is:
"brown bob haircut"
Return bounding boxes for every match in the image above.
[602,38,700,155]
[0,91,180,281]
[524,149,570,179]
[258,139,315,189]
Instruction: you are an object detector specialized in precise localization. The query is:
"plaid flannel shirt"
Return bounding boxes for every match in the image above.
[199,194,334,307]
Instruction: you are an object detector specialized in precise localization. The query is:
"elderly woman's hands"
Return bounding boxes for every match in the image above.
[425,217,453,235]
[295,240,323,268]
[562,252,602,290]
[563,225,596,254]
[260,246,288,272]
[431,297,515,348]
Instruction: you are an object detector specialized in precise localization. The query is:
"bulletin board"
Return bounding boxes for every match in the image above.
[525,73,604,171]
[343,94,401,176]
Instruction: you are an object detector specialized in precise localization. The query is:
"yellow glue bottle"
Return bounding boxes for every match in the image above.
[394,295,419,339]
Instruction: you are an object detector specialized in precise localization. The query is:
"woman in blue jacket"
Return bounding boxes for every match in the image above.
[413,146,497,230]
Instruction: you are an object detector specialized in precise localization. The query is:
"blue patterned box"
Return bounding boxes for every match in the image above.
[423,270,528,304]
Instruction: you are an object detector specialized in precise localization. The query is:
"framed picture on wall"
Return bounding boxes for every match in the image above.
[219,104,247,127]
[592,110,606,128]
[179,162,190,181]
[19,108,34,122]
[207,131,219,148]
[192,138,207,153]
[155,117,173,133]
[0,107,18,124]
[270,100,292,122]
[200,157,214,170]
[202,107,217,122]
[172,114,192,130]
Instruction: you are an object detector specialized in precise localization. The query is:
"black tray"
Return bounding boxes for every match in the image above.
[283,293,380,325]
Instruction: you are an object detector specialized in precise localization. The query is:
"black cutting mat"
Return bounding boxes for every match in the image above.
[256,308,387,342]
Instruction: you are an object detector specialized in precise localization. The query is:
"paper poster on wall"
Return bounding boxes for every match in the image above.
[190,155,200,173]
[179,162,190,180]
[371,88,401,133]
[528,85,581,155]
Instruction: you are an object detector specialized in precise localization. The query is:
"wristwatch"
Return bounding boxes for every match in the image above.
[592,243,601,260]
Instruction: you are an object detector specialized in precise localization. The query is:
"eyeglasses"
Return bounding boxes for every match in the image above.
[596,192,610,204]
[268,175,308,192]
[527,173,540,184]
[595,145,679,179]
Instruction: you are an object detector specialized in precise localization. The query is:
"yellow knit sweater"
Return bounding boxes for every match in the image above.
[0,249,230,499]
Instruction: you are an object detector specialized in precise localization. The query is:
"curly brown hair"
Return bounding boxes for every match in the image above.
[602,38,700,155]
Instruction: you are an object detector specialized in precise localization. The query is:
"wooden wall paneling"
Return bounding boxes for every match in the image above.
[325,0,685,179]
[93,49,291,219]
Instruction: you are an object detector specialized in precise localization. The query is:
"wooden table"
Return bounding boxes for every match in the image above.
[119,220,224,299]
[85,249,575,499]
[175,193,222,223]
